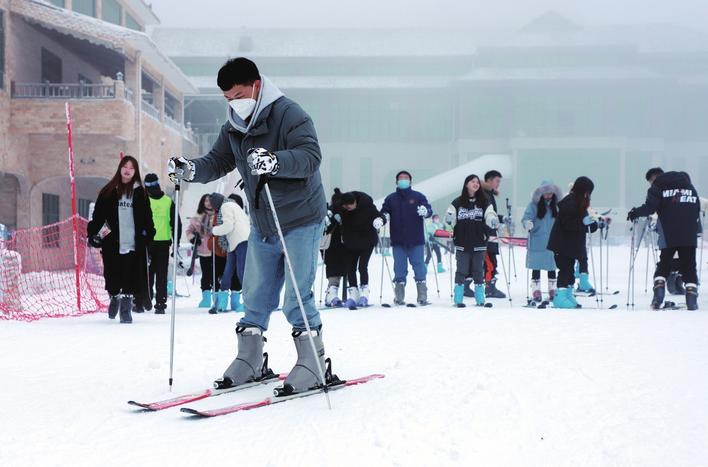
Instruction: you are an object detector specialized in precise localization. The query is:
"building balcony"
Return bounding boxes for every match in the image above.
[10,81,134,102]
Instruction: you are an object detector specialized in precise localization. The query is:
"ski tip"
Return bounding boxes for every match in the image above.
[127,401,151,410]
[179,407,205,416]
[609,305,618,309]
[381,303,391,308]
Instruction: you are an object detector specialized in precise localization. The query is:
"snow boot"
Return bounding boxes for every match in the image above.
[553,288,574,309]
[119,294,133,323]
[531,279,542,302]
[198,290,212,308]
[230,291,245,312]
[437,262,446,273]
[108,294,121,319]
[325,285,341,307]
[416,280,429,305]
[686,283,699,311]
[668,272,686,295]
[567,288,580,308]
[548,279,557,300]
[485,278,506,299]
[474,283,486,306]
[142,296,153,312]
[132,297,145,314]
[345,286,360,308]
[454,283,465,306]
[211,291,228,313]
[216,326,267,388]
[358,285,370,307]
[281,328,327,395]
[463,278,475,297]
[394,281,406,305]
[651,277,666,310]
[577,273,594,293]
[154,302,166,315]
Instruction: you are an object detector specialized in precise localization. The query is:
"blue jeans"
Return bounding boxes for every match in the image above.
[220,241,249,291]
[392,244,426,283]
[239,221,324,331]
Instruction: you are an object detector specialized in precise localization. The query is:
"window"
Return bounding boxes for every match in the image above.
[102,0,122,25]
[49,0,66,6]
[78,199,92,219]
[42,193,60,248]
[73,0,96,17]
[165,92,178,120]
[126,13,141,31]
[0,11,4,89]
[41,48,62,83]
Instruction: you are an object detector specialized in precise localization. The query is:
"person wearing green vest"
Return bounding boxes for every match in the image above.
[143,173,181,314]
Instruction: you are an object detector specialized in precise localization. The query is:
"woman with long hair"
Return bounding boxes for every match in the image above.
[522,181,562,304]
[87,156,155,323]
[445,174,498,307]
[547,176,599,309]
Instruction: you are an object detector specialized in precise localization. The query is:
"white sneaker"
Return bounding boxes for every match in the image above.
[324,285,339,307]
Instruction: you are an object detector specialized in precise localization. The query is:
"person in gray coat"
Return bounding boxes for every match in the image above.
[522,181,562,303]
[168,58,329,395]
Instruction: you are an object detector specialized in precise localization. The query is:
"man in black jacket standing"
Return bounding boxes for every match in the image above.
[628,169,701,310]
[482,170,506,299]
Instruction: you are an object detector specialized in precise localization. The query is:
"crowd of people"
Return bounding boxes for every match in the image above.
[87,56,704,397]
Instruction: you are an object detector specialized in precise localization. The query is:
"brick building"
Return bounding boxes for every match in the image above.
[0,0,197,231]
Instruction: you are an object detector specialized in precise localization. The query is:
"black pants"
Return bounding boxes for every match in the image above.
[655,247,697,285]
[102,250,137,295]
[347,246,374,287]
[425,242,442,264]
[554,253,576,289]
[577,256,588,274]
[199,255,226,292]
[456,250,485,284]
[148,243,170,306]
[531,269,557,280]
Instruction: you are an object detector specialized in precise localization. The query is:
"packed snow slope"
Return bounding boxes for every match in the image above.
[1,245,707,467]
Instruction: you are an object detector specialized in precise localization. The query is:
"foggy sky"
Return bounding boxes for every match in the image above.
[146,0,707,31]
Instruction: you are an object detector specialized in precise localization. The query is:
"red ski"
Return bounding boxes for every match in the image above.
[128,374,286,411]
[180,374,385,418]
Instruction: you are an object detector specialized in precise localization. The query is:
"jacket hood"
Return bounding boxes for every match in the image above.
[532,181,563,204]
[226,75,284,133]
[654,171,693,189]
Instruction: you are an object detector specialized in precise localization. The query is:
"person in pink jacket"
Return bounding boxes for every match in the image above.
[185,194,224,308]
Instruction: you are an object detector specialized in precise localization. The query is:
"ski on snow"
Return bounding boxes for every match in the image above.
[180,373,385,418]
[128,373,286,411]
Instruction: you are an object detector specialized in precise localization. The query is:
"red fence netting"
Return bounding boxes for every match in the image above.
[0,216,108,322]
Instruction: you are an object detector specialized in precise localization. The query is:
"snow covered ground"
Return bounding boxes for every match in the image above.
[1,244,707,467]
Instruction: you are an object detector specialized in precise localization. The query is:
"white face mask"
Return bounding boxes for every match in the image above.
[228,85,257,120]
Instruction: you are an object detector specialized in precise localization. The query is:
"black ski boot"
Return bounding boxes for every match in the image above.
[154,302,166,315]
[667,272,680,295]
[215,326,267,388]
[132,297,145,314]
[651,277,666,310]
[108,294,120,319]
[686,283,699,311]
[463,278,475,298]
[485,278,506,299]
[119,294,133,323]
[279,328,327,396]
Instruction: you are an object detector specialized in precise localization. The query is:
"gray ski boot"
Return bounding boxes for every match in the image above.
[279,329,327,395]
[686,283,699,311]
[651,277,666,310]
[416,280,429,305]
[119,294,133,323]
[108,294,121,319]
[214,326,269,389]
[394,281,406,305]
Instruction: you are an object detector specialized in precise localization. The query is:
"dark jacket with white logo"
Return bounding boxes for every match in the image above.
[446,197,497,253]
[633,171,700,248]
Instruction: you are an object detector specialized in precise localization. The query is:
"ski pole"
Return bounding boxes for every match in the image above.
[378,233,385,306]
[598,224,604,307]
[626,220,637,308]
[318,251,325,306]
[587,225,600,309]
[168,180,182,390]
[424,223,440,298]
[605,222,610,292]
[700,211,705,285]
[496,237,513,306]
[263,182,331,410]
[211,238,216,309]
[449,239,454,302]
[644,224,651,294]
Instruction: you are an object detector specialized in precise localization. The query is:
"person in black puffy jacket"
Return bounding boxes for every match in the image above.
[87,155,155,323]
[628,168,700,310]
[340,191,385,307]
[547,176,598,309]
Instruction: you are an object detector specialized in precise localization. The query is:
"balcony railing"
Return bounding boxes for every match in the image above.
[124,87,134,103]
[12,82,117,99]
[164,114,181,132]
[141,99,160,120]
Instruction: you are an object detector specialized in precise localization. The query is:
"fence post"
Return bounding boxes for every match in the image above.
[65,102,81,312]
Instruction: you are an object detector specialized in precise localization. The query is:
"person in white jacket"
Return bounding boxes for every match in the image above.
[210,193,250,312]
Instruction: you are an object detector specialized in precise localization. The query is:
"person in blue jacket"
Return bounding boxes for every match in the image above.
[522,181,562,303]
[381,170,433,306]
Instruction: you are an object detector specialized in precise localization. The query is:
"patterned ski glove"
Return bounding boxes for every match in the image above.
[167,156,195,183]
[247,148,280,176]
[488,216,499,229]
[416,205,428,217]
[372,217,384,230]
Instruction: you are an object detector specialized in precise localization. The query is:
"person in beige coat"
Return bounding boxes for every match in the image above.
[210,193,250,312]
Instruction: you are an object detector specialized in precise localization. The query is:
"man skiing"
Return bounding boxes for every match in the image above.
[381,170,432,306]
[628,168,701,310]
[482,170,506,299]
[168,57,329,395]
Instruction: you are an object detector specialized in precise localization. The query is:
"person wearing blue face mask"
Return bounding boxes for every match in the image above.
[381,170,433,306]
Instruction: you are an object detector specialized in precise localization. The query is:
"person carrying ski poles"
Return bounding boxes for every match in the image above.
[168,57,333,396]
